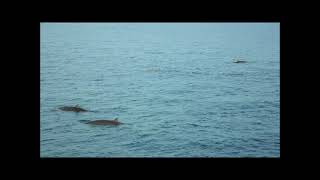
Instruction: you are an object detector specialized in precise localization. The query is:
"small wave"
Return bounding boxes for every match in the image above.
[208,112,217,116]
[166,89,194,95]
[139,133,152,138]
[252,121,262,125]
[79,120,90,123]
[145,51,164,54]
[250,137,265,143]
[189,123,200,127]
[145,68,161,73]
[41,138,55,142]
[138,114,156,118]
[163,98,180,104]
[111,106,129,113]
[187,141,210,149]
[92,133,108,138]
[190,71,203,75]
[221,72,245,77]
[257,104,265,108]
[42,127,54,131]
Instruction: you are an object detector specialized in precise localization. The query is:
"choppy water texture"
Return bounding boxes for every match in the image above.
[40,23,280,157]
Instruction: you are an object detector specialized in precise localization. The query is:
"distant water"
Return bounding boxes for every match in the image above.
[40,23,280,157]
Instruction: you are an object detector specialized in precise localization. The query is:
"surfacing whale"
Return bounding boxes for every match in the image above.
[58,105,88,112]
[233,60,247,63]
[86,118,122,126]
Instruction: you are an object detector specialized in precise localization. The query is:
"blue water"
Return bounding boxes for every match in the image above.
[40,23,280,157]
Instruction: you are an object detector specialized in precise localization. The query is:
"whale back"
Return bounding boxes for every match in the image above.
[59,106,87,112]
[233,60,247,63]
[86,120,122,125]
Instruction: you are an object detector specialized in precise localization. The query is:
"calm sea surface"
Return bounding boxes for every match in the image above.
[40,23,280,157]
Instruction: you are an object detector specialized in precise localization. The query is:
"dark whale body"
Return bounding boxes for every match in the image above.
[59,105,88,112]
[86,118,122,126]
[233,60,247,63]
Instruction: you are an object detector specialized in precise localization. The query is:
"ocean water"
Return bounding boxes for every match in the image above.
[40,23,280,157]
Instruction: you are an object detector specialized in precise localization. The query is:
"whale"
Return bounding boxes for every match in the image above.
[86,118,122,126]
[233,60,247,63]
[58,105,88,112]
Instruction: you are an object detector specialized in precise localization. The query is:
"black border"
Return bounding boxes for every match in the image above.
[33,12,286,169]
